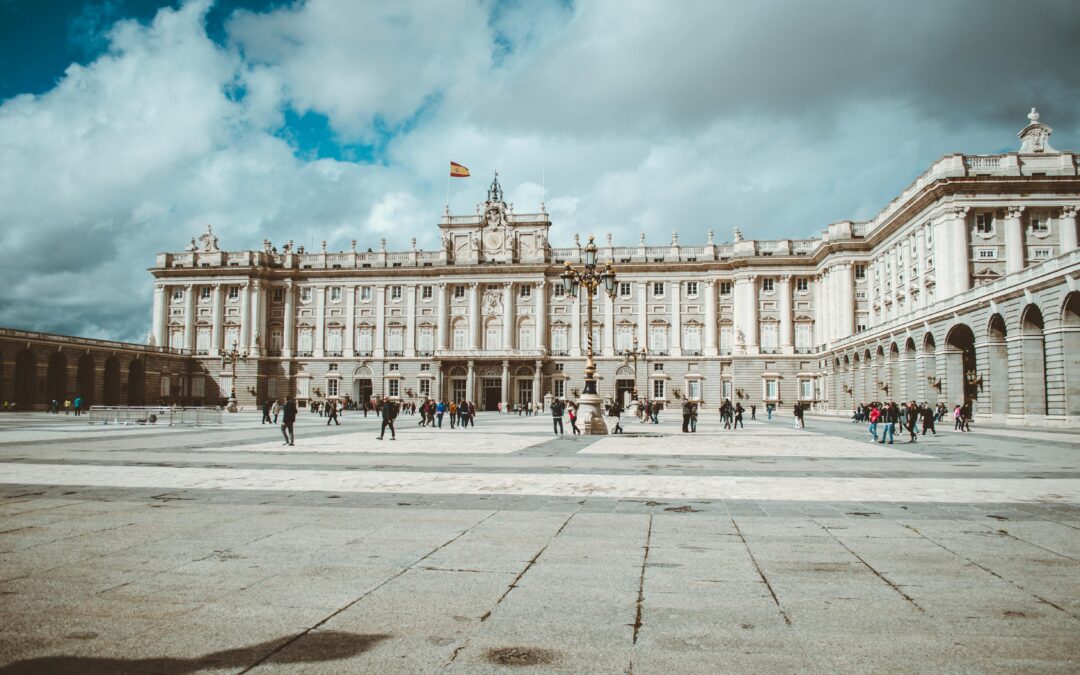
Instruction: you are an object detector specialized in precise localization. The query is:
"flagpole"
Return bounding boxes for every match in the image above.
[446,165,450,211]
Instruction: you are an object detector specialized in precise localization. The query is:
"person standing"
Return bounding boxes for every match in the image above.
[271,399,280,424]
[681,400,692,433]
[751,404,757,420]
[794,402,805,429]
[767,403,773,421]
[882,402,898,444]
[568,404,580,434]
[689,403,698,432]
[650,400,660,424]
[467,400,476,428]
[377,396,397,440]
[920,403,936,436]
[327,401,340,426]
[551,398,565,435]
[281,396,297,446]
[73,395,83,417]
[734,402,744,429]
[436,400,445,428]
[905,401,919,442]
[261,399,273,425]
[868,403,881,442]
[610,399,623,434]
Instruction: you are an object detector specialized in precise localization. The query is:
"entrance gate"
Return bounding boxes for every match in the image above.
[482,377,501,411]
[516,379,532,407]
[354,378,373,404]
[615,378,636,406]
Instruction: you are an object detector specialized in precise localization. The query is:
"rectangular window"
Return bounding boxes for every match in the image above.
[296,377,309,398]
[683,325,702,352]
[419,379,431,397]
[619,282,631,297]
[298,329,313,353]
[387,328,404,353]
[552,326,568,352]
[687,379,700,400]
[454,285,466,299]
[652,282,665,297]
[218,375,231,398]
[160,375,172,397]
[453,327,467,350]
[390,286,402,300]
[519,285,531,299]
[554,379,565,398]
[1029,214,1048,233]
[329,287,342,302]
[800,380,813,400]
[553,284,565,297]
[795,323,811,351]
[299,287,312,303]
[796,278,808,292]
[327,379,338,397]
[418,327,434,353]
[685,281,698,297]
[654,363,664,371]
[722,380,732,400]
[652,379,665,399]
[272,288,284,302]
[554,363,564,372]
[196,329,210,353]
[228,287,239,300]
[327,329,343,353]
[171,288,184,301]
[719,282,732,295]
[761,322,778,354]
[762,278,774,292]
[267,378,276,399]
[720,326,733,355]
[421,285,433,300]
[764,379,778,400]
[360,286,372,301]
[975,213,994,234]
[977,248,997,259]
[200,287,210,300]
[420,363,430,371]
[485,326,501,350]
[389,363,399,371]
[271,328,283,351]
[357,329,373,354]
[649,325,668,353]
[616,325,634,351]
[1032,248,1052,259]
[854,265,866,279]
[388,379,399,397]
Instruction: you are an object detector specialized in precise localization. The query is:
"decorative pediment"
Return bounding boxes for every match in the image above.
[793,314,814,322]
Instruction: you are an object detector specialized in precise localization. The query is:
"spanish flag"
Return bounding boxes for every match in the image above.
[450,161,470,177]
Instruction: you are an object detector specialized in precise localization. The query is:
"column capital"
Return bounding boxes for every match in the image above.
[952,205,970,219]
[778,274,792,284]
[1061,205,1078,219]
[468,281,480,289]
[1006,205,1026,219]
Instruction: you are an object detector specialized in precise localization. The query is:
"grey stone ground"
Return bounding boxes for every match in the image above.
[0,409,1078,673]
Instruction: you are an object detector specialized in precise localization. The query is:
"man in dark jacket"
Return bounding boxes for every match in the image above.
[905,401,919,442]
[681,401,692,433]
[281,396,297,446]
[881,402,899,444]
[610,399,623,434]
[261,399,272,424]
[377,396,397,440]
[550,399,564,435]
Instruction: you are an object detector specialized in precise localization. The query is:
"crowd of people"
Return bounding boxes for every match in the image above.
[853,400,972,443]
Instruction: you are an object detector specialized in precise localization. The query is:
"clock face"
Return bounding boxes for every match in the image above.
[484,229,504,251]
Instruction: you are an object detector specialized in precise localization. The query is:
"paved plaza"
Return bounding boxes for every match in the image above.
[0,410,1078,673]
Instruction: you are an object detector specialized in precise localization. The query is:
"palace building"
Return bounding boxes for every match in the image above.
[102,109,1070,426]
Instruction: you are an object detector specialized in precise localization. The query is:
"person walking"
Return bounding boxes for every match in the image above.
[611,399,623,434]
[882,402,898,444]
[281,396,297,446]
[689,403,698,432]
[436,400,445,427]
[261,399,272,425]
[551,398,565,435]
[868,403,881,442]
[734,403,744,429]
[905,401,919,442]
[920,403,936,436]
[377,396,397,440]
[794,402,805,429]
[681,400,692,433]
[327,401,340,426]
[73,395,83,417]
[650,400,660,424]
[449,401,458,428]
[960,402,972,432]
[271,399,280,424]
[767,403,773,421]
[568,404,580,434]
[751,404,757,421]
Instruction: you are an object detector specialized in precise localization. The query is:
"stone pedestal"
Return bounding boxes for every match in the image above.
[575,393,609,435]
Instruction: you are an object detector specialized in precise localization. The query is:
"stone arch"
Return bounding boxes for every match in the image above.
[944,323,977,405]
[921,333,939,403]
[861,348,873,403]
[1062,293,1080,417]
[888,342,901,401]
[986,314,1009,417]
[127,358,146,406]
[103,356,122,405]
[902,337,918,401]
[1018,304,1048,416]
[76,353,95,403]
[46,351,67,405]
[14,349,37,410]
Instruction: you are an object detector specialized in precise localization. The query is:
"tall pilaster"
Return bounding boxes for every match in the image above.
[778,275,793,353]
[1061,206,1078,254]
[570,285,582,357]
[535,281,547,352]
[211,283,223,356]
[283,281,295,357]
[532,360,542,405]
[313,286,326,358]
[152,283,167,348]
[466,360,475,401]
[670,279,682,356]
[950,206,971,294]
[405,285,417,357]
[835,264,855,339]
[637,280,648,349]
[704,279,718,356]
[603,287,615,357]
[502,282,514,351]
[468,282,480,350]
[733,275,758,354]
[184,284,196,353]
[344,285,356,357]
[1004,205,1026,274]
[436,283,448,350]
[249,280,262,357]
[239,282,251,351]
[374,284,386,357]
[500,360,510,408]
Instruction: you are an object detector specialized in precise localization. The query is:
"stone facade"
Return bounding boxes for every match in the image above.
[134,109,1077,425]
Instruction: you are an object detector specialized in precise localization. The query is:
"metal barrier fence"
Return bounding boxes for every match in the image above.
[88,406,223,427]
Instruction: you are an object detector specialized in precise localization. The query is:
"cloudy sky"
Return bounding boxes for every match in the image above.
[1,0,1078,342]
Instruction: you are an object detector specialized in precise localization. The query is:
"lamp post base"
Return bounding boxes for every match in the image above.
[227,396,239,413]
[575,392,609,435]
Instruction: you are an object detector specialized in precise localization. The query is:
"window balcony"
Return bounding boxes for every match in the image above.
[326,351,343,357]
[385,350,404,357]
[416,350,434,357]
[356,350,373,357]
[649,349,668,356]
[683,350,702,356]
[550,350,569,356]
[296,351,313,357]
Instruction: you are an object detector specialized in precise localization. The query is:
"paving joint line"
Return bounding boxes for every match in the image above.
[238,510,498,674]
[812,519,924,613]
[975,522,1080,564]
[631,512,654,647]
[731,516,792,626]
[903,524,1079,621]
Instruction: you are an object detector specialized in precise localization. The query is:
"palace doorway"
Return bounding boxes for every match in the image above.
[481,377,501,411]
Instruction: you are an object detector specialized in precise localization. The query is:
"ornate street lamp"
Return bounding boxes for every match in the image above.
[618,334,648,410]
[221,341,248,413]
[560,235,617,434]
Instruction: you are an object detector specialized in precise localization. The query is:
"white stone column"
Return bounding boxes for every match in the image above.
[468,282,480,350]
[704,279,718,356]
[1061,206,1078,254]
[283,281,295,357]
[374,284,385,357]
[532,360,541,404]
[835,264,855,339]
[670,279,682,356]
[570,285,582,357]
[778,275,793,353]
[248,281,262,357]
[500,360,509,408]
[436,283,448,350]
[603,287,615,357]
[466,360,475,401]
[313,286,326,358]
[184,283,196,353]
[344,285,356,357]
[502,282,514,351]
[152,284,167,348]
[638,280,648,350]
[812,272,824,346]
[239,282,251,351]
[950,206,971,294]
[405,285,417,357]
[211,283,223,356]
[733,275,757,354]
[535,281,547,352]
[1004,205,1026,274]
[915,229,927,308]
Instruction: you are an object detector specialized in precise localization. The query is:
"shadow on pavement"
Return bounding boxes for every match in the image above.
[0,630,390,674]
